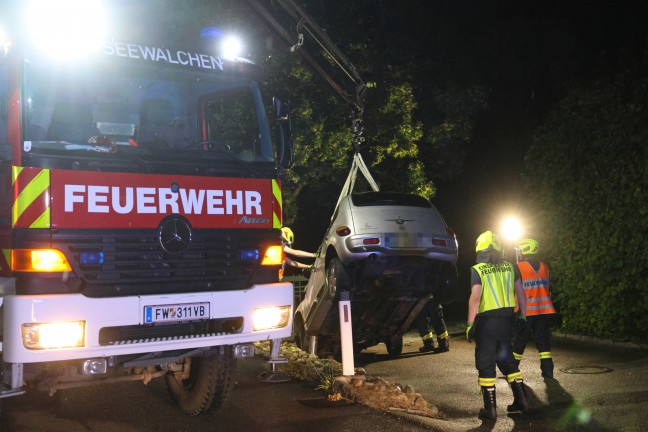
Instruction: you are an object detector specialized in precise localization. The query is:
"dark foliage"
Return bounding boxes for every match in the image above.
[525,59,648,342]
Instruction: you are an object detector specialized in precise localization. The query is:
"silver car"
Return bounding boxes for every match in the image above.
[294,191,458,357]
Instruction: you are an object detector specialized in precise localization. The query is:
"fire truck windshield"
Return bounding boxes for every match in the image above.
[22,60,276,177]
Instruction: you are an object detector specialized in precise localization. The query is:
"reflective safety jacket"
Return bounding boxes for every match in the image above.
[472,262,517,314]
[517,260,556,316]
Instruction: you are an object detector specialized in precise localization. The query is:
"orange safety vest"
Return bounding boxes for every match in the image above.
[517,260,556,316]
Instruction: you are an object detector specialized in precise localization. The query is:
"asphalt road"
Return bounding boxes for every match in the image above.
[357,329,648,432]
[1,329,646,432]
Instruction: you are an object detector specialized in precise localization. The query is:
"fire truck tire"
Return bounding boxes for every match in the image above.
[385,334,403,358]
[165,348,236,416]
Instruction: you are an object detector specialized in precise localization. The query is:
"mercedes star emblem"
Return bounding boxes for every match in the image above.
[158,216,192,254]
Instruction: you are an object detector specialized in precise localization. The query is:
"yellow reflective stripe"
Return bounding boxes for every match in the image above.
[507,371,523,383]
[31,207,51,228]
[272,179,282,228]
[438,331,448,339]
[422,332,434,341]
[539,351,552,359]
[479,377,496,387]
[12,167,50,227]
[1,249,10,271]
[11,166,22,181]
[513,352,523,361]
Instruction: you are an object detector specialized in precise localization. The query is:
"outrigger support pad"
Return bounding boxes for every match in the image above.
[257,338,291,383]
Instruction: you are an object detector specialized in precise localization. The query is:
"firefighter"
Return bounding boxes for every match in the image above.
[279,227,316,280]
[415,298,449,353]
[467,230,529,420]
[512,238,556,378]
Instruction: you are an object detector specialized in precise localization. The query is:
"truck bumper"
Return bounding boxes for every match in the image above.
[2,283,293,363]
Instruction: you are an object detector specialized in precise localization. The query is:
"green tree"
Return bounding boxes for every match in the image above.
[255,0,488,231]
[524,66,648,342]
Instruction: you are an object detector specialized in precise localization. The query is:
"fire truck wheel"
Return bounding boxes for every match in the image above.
[385,334,403,358]
[165,348,236,416]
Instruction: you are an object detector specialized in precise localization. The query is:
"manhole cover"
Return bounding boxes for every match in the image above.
[561,366,613,374]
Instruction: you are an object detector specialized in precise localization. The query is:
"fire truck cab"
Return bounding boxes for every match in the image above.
[0,1,293,415]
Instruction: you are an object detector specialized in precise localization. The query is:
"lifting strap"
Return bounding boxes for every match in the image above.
[332,152,379,220]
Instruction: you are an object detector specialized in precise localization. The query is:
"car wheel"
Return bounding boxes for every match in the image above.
[294,316,309,352]
[326,257,351,299]
[385,335,403,358]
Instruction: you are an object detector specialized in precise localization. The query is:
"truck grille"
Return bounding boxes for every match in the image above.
[98,317,244,346]
[41,228,278,296]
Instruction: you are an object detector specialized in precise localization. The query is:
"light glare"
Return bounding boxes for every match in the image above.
[253,306,291,331]
[26,0,106,59]
[221,36,242,59]
[261,245,283,265]
[501,216,523,242]
[22,321,85,349]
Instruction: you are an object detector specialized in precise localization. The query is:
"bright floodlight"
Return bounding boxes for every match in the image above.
[501,216,523,242]
[221,36,242,59]
[26,0,106,59]
[0,26,11,55]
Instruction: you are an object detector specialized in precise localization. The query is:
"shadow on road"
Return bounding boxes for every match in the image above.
[507,378,617,431]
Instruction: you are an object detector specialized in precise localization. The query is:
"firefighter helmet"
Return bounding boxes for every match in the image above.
[475,230,502,252]
[517,238,539,255]
[280,227,294,244]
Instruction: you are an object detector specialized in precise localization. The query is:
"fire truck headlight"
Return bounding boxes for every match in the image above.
[253,306,291,331]
[261,245,283,266]
[25,0,106,59]
[12,249,72,272]
[22,321,86,350]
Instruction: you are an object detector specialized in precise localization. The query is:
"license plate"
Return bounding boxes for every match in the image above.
[144,302,210,324]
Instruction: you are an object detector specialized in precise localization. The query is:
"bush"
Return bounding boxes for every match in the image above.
[525,68,648,343]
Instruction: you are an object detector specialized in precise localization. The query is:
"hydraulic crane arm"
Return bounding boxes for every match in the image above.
[245,0,366,114]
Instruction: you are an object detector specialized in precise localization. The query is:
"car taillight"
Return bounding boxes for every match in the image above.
[336,226,351,237]
[363,238,380,245]
[432,239,448,246]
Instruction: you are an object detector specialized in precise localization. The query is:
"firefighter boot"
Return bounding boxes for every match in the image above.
[541,357,554,378]
[479,386,497,420]
[434,336,449,353]
[419,339,435,353]
[507,379,530,413]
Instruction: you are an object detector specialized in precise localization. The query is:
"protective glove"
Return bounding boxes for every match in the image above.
[514,313,530,339]
[466,323,475,342]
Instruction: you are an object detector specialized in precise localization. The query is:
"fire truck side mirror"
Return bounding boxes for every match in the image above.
[273,97,293,169]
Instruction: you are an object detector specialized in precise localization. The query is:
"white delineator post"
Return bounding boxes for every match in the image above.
[338,291,355,376]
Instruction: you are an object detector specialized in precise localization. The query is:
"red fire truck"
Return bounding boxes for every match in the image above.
[0,1,293,415]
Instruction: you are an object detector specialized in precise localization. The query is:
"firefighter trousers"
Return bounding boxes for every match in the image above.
[415,300,447,342]
[474,314,520,381]
[513,314,552,356]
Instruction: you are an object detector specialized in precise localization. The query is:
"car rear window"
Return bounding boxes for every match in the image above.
[351,192,432,208]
